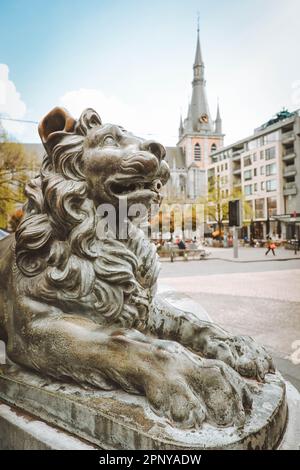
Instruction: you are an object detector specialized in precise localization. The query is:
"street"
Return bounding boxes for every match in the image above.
[159,247,300,391]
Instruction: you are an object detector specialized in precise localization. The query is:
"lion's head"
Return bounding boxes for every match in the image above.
[15,107,170,327]
[38,107,169,209]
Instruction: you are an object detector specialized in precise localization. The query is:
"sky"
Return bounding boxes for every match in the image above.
[0,0,300,147]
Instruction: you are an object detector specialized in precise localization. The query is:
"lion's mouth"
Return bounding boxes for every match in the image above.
[109,179,162,197]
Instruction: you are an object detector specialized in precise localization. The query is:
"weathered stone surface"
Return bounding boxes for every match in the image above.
[278,381,300,450]
[0,364,288,450]
[0,401,97,450]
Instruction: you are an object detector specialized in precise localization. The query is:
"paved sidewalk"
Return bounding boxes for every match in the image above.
[160,263,300,392]
[208,246,300,263]
[160,246,300,263]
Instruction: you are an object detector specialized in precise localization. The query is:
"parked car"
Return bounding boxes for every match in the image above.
[0,229,9,240]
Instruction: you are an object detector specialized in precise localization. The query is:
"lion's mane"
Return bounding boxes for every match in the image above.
[15,117,159,327]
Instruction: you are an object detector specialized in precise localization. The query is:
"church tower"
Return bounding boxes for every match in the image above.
[164,23,224,202]
[178,25,224,176]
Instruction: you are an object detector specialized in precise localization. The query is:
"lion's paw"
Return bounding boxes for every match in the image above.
[144,344,252,429]
[202,330,275,382]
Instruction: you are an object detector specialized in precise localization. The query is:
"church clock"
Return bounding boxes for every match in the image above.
[199,114,209,124]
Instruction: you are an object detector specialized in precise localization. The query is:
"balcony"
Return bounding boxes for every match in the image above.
[232,150,243,161]
[233,178,241,187]
[283,165,297,177]
[283,182,297,196]
[282,152,296,162]
[282,131,295,144]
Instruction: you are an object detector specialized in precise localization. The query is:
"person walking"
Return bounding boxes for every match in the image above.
[265,237,276,256]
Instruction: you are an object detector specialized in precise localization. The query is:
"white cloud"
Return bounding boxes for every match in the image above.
[60,88,138,130]
[0,64,26,136]
[59,88,177,146]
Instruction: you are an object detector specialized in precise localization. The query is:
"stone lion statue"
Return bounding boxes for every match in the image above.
[0,107,275,430]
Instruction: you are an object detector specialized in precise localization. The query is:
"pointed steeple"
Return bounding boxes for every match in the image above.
[178,113,184,138]
[190,22,213,133]
[193,21,203,69]
[215,99,222,134]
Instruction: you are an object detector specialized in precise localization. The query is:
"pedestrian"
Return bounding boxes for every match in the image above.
[178,239,186,250]
[265,237,276,256]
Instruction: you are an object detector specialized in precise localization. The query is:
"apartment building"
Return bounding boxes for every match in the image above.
[207,110,300,240]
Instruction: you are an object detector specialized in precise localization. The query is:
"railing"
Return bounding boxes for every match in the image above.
[284,182,296,189]
[282,131,295,141]
[283,152,296,160]
[283,165,296,175]
[232,151,243,160]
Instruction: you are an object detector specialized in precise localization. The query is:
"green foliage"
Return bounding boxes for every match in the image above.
[200,175,253,232]
[0,123,38,228]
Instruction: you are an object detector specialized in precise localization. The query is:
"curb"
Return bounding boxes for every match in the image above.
[208,257,300,263]
[159,256,300,264]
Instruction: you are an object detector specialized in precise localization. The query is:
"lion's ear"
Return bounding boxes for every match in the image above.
[38,107,76,153]
[75,108,102,135]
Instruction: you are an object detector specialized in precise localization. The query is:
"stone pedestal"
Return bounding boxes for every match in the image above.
[0,401,96,450]
[0,364,290,450]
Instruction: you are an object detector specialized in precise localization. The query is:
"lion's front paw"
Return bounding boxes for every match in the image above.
[145,377,206,429]
[145,343,252,429]
[202,328,275,381]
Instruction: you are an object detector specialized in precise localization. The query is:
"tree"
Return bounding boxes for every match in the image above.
[202,175,253,237]
[0,123,38,228]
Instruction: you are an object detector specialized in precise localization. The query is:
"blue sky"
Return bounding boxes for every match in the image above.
[0,0,300,145]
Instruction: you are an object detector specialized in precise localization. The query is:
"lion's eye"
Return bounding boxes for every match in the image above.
[102,135,117,147]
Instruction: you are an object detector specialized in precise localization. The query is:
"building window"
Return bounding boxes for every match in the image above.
[244,155,252,167]
[244,169,252,180]
[249,139,259,150]
[211,143,217,152]
[194,143,201,161]
[265,131,278,143]
[267,197,277,216]
[261,181,265,190]
[253,153,257,162]
[260,150,264,160]
[254,183,258,191]
[266,163,276,176]
[225,163,228,170]
[255,198,265,219]
[260,166,264,175]
[266,179,277,192]
[260,136,265,146]
[244,184,252,196]
[254,168,257,177]
[179,174,186,194]
[265,147,276,160]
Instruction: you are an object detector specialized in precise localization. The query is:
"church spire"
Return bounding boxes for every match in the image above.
[215,99,222,134]
[190,21,212,133]
[178,113,184,138]
[194,18,203,69]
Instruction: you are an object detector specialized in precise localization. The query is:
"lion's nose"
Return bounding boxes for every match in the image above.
[140,140,166,161]
[150,179,162,192]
